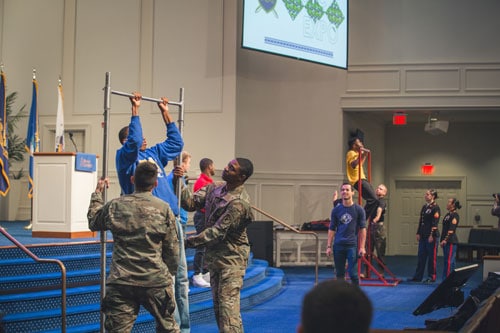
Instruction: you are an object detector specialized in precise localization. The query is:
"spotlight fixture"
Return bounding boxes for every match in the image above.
[424,113,448,135]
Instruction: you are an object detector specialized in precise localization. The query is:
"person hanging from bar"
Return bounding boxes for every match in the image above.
[345,130,378,218]
[115,92,191,332]
[116,92,183,198]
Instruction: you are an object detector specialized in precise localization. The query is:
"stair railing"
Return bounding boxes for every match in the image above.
[0,226,67,332]
[251,206,319,285]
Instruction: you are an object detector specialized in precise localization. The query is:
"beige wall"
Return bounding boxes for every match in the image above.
[349,0,500,64]
[1,1,500,241]
[0,0,237,203]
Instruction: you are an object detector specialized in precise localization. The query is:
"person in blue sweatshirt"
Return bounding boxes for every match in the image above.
[115,92,190,332]
[116,92,183,212]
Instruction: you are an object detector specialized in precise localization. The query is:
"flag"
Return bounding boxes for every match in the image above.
[25,78,39,199]
[0,71,9,196]
[55,82,64,152]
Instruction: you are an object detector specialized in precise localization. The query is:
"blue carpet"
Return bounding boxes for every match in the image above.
[1,221,484,332]
[191,258,483,332]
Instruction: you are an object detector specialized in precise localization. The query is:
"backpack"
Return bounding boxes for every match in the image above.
[301,219,330,231]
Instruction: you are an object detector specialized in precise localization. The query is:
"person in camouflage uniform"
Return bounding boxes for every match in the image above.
[181,158,254,333]
[87,161,180,333]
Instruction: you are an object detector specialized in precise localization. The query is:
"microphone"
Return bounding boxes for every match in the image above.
[69,132,78,152]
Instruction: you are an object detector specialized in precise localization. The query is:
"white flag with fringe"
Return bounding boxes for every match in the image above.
[55,82,65,152]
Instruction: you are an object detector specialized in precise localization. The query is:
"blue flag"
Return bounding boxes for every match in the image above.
[0,71,9,196]
[25,78,39,199]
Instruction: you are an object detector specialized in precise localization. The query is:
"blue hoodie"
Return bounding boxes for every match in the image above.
[116,115,184,215]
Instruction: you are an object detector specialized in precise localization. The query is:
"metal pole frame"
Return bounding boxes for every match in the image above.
[111,89,184,108]
[100,72,111,333]
[355,148,401,287]
[175,88,185,213]
[101,73,185,332]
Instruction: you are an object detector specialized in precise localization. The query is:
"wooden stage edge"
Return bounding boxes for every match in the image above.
[32,231,97,239]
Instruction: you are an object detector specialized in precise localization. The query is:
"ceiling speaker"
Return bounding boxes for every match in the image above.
[424,120,449,135]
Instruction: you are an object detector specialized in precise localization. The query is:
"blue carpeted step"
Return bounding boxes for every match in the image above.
[2,265,284,332]
[240,267,285,308]
[189,267,285,324]
[0,237,285,332]
[38,312,157,333]
[0,252,113,277]
[0,241,113,260]
[0,267,109,292]
[3,300,156,332]
[187,258,268,304]
[0,285,101,314]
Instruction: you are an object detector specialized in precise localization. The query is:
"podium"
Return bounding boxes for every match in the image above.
[32,152,98,238]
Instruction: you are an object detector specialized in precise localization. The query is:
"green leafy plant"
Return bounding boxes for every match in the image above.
[5,91,27,179]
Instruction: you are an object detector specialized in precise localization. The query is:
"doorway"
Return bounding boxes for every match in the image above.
[388,177,465,255]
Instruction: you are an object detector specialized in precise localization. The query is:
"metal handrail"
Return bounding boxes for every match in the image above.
[251,206,319,285]
[0,226,67,332]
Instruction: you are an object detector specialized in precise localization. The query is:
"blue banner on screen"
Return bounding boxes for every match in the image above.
[242,0,348,69]
[75,153,96,172]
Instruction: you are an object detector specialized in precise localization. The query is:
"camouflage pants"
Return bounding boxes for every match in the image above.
[210,267,246,333]
[102,284,179,333]
[370,223,387,263]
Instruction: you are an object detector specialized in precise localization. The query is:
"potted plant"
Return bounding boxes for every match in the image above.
[1,91,27,220]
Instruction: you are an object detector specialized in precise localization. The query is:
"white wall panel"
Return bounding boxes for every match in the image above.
[298,184,337,222]
[261,184,295,226]
[465,68,500,92]
[405,69,460,92]
[2,0,64,115]
[153,0,223,112]
[74,0,141,116]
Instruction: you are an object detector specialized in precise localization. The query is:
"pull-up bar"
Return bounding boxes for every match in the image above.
[111,90,183,107]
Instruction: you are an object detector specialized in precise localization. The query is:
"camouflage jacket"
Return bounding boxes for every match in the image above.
[181,182,254,269]
[87,191,179,287]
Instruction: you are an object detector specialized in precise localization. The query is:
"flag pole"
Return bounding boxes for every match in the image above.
[0,65,5,229]
[0,65,10,199]
[55,76,65,153]
[24,69,37,231]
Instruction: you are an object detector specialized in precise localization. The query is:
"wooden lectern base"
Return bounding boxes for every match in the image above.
[32,231,97,239]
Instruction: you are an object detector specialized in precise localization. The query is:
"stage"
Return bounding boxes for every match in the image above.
[0,221,111,248]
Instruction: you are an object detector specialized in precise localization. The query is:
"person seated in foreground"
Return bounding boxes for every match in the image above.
[297,279,373,333]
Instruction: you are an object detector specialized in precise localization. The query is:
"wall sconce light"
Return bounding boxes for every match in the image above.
[421,163,434,175]
[393,112,407,125]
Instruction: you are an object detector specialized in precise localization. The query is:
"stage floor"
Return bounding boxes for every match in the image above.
[0,221,112,247]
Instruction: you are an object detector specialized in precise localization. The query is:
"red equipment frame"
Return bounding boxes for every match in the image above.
[356,149,401,287]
